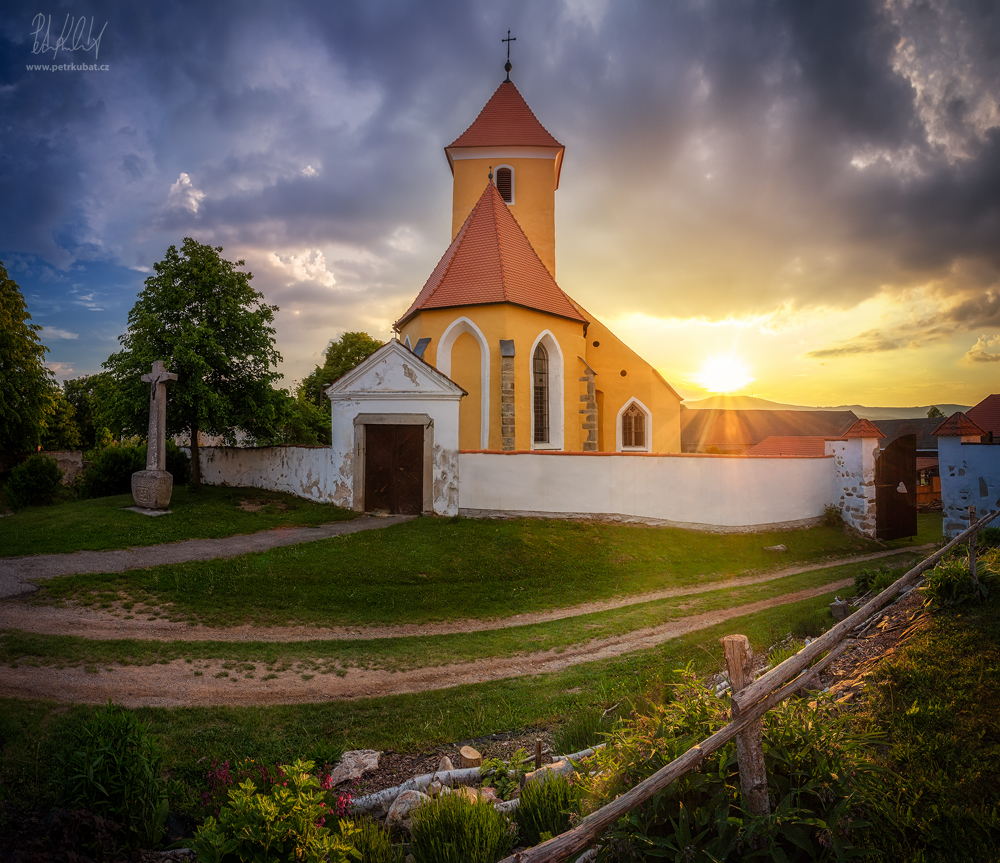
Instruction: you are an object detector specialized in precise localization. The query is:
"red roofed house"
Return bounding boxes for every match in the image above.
[393,71,682,455]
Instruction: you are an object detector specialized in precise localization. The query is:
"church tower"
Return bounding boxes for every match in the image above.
[445,78,564,277]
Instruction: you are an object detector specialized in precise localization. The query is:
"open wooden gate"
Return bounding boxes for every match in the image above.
[364,424,424,514]
[876,433,917,540]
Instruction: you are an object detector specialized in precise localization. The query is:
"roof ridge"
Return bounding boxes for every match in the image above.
[491,182,511,302]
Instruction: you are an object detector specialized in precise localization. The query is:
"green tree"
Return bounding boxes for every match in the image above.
[298,331,383,407]
[40,386,81,451]
[273,391,331,446]
[103,238,282,489]
[927,405,945,419]
[64,372,117,450]
[0,262,54,453]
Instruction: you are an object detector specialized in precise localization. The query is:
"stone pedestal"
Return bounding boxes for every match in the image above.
[131,470,174,509]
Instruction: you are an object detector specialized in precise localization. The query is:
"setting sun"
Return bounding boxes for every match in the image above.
[697,354,754,393]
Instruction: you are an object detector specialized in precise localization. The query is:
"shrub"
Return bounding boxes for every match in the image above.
[579,671,889,861]
[347,817,399,862]
[480,747,531,800]
[979,526,1000,548]
[921,552,998,608]
[55,701,168,850]
[78,441,189,498]
[409,792,514,863]
[191,759,358,863]
[854,563,898,596]
[515,773,581,847]
[3,453,63,509]
[822,504,843,528]
[553,706,616,756]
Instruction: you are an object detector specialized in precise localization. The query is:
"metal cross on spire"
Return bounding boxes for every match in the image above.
[502,29,515,82]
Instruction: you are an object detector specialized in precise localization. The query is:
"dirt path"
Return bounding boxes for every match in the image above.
[0,579,854,706]
[0,545,927,642]
[0,515,414,599]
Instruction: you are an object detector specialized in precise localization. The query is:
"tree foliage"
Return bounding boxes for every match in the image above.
[40,387,81,451]
[298,331,383,407]
[0,262,54,452]
[103,238,282,487]
[927,405,945,419]
[64,372,117,450]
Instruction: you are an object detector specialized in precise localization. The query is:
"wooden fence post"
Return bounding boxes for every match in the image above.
[721,635,770,818]
[969,506,979,590]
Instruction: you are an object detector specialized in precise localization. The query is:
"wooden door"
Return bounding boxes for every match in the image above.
[876,434,917,540]
[364,424,424,514]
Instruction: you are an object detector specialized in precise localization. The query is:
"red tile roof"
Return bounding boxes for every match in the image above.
[447,81,563,149]
[843,418,886,439]
[932,412,986,437]
[967,394,1000,435]
[745,436,831,457]
[395,181,587,327]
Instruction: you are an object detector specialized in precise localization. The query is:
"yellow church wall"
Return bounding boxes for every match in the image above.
[582,313,682,453]
[450,156,558,276]
[397,304,590,451]
[450,332,482,450]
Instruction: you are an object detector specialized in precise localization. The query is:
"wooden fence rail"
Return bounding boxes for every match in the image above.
[502,507,1000,863]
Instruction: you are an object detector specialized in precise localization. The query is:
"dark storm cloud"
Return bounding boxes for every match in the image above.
[1,0,998,377]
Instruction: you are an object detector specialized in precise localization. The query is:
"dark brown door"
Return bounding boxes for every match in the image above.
[364,424,424,514]
[876,434,917,540]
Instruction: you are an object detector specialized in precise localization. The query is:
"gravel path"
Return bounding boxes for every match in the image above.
[0,579,854,707]
[0,514,414,599]
[0,545,930,642]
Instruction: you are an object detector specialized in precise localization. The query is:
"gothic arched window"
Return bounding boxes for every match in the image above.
[496,166,513,203]
[533,343,549,443]
[622,403,645,448]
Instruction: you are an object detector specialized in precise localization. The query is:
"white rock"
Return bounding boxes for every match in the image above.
[328,749,381,786]
[386,789,431,835]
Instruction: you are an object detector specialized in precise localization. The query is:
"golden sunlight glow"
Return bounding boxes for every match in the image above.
[697,354,754,393]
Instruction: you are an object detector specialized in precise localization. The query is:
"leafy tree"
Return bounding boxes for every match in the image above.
[103,238,282,489]
[64,372,117,450]
[40,386,81,451]
[0,262,54,453]
[927,405,945,419]
[298,331,383,407]
[273,391,331,446]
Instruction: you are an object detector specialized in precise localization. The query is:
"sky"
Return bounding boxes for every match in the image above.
[2,0,999,408]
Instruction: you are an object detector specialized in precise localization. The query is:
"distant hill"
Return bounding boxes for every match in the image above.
[682,395,970,420]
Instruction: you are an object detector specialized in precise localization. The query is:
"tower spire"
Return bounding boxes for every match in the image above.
[502,29,515,82]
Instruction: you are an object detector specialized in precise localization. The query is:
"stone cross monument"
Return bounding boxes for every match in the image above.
[131,360,179,510]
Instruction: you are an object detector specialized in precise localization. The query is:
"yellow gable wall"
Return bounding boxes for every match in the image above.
[399,304,586,451]
[450,156,558,277]
[582,312,682,453]
[451,332,482,450]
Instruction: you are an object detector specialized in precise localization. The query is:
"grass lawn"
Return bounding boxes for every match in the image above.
[0,589,847,813]
[0,557,914,672]
[31,514,941,627]
[855,590,1000,860]
[0,486,356,556]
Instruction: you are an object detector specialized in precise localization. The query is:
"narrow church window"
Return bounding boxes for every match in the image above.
[533,343,549,443]
[496,167,513,204]
[622,403,645,448]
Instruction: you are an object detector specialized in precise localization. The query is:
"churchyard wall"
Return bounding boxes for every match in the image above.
[195,445,337,502]
[937,437,1000,537]
[457,450,835,532]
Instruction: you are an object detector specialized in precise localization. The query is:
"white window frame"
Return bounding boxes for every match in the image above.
[529,330,564,450]
[616,397,652,452]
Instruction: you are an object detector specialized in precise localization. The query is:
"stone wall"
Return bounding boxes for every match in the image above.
[824,438,879,536]
[41,450,84,485]
[938,437,1000,537]
[193,445,337,502]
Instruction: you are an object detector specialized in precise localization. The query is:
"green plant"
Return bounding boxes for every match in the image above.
[192,759,359,863]
[515,773,581,847]
[347,817,400,862]
[480,747,531,800]
[409,792,515,863]
[854,563,898,595]
[3,453,63,509]
[822,504,843,528]
[921,553,998,608]
[78,441,189,499]
[978,526,1000,548]
[55,701,169,849]
[580,670,889,862]
[553,707,616,756]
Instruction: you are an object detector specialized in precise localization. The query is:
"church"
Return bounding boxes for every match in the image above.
[326,63,683,515]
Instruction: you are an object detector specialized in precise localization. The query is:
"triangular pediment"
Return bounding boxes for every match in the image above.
[326,340,466,400]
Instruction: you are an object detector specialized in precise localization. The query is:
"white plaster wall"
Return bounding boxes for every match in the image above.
[195,446,336,501]
[825,438,879,537]
[330,395,461,516]
[459,452,835,530]
[938,437,1000,537]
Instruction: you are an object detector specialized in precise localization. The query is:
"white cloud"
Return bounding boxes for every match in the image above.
[167,172,206,213]
[268,249,337,287]
[302,165,318,177]
[40,327,79,340]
